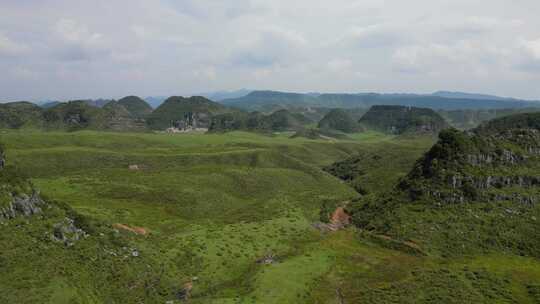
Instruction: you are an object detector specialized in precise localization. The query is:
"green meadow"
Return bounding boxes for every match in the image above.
[1,129,539,303]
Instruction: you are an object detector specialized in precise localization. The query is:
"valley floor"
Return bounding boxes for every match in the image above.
[0,130,539,303]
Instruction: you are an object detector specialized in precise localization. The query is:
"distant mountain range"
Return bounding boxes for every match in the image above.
[16,90,539,111]
[431,91,517,101]
[220,90,540,111]
[143,90,252,109]
[199,89,252,102]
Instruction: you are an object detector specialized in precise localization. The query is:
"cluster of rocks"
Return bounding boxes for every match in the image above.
[466,150,526,167]
[0,191,45,221]
[428,190,466,204]
[449,174,540,190]
[52,217,88,246]
[489,193,537,205]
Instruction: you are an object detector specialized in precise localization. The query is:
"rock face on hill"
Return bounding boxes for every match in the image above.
[399,126,540,204]
[350,112,540,257]
[359,105,449,135]
[147,96,230,130]
[318,109,362,133]
[43,101,108,130]
[103,102,147,131]
[41,101,148,131]
[209,109,310,133]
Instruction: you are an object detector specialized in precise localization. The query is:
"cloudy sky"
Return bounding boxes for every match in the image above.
[1,0,540,101]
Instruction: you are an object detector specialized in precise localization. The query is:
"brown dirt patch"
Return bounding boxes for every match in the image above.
[113,223,148,236]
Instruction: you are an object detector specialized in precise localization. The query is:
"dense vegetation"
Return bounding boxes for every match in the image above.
[209,109,311,133]
[475,112,540,135]
[117,96,153,118]
[43,101,110,131]
[439,108,540,129]
[0,102,44,129]
[359,105,449,135]
[317,108,363,133]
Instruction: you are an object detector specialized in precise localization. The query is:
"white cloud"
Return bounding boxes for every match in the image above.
[55,19,102,45]
[340,24,404,48]
[0,33,29,55]
[2,0,540,100]
[194,66,217,81]
[11,67,39,80]
[327,58,353,72]
[522,38,540,60]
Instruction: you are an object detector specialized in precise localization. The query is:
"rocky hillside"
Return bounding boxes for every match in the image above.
[0,99,148,132]
[0,143,182,302]
[102,101,147,131]
[43,101,109,130]
[350,112,540,257]
[359,105,449,135]
[318,108,362,133]
[146,96,230,130]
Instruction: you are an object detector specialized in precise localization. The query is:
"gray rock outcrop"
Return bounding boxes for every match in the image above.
[52,217,87,246]
[0,191,45,221]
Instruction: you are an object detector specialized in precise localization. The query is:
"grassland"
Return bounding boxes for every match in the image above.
[1,129,539,303]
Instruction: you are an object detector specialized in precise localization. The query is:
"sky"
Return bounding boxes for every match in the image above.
[1,0,540,101]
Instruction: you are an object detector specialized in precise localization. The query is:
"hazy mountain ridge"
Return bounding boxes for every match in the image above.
[221,90,540,111]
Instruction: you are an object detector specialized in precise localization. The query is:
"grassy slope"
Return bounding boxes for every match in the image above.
[1,130,539,303]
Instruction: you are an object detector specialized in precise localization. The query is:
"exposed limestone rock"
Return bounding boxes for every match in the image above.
[466,149,526,167]
[448,175,540,190]
[65,113,83,125]
[490,193,537,205]
[0,191,45,221]
[52,217,87,246]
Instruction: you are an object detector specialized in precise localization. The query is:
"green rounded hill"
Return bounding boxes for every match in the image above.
[359,105,449,135]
